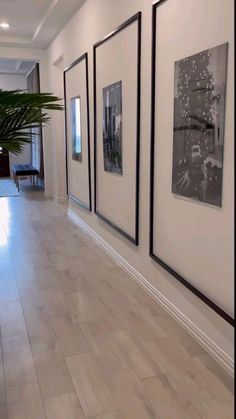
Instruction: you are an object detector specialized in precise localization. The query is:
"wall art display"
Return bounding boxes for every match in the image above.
[150,0,233,326]
[172,43,228,207]
[71,96,82,162]
[64,52,92,211]
[94,12,141,244]
[103,81,122,175]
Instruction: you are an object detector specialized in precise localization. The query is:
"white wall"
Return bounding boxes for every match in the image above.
[0,72,26,90]
[0,46,53,196]
[0,73,31,175]
[46,0,234,368]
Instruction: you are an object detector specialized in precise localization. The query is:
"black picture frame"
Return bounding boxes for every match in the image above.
[93,12,141,245]
[64,52,92,211]
[149,1,234,327]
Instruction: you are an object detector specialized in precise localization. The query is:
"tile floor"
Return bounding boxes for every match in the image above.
[0,191,234,418]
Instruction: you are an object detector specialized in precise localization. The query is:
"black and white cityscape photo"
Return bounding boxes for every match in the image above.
[172,43,228,207]
[103,81,122,175]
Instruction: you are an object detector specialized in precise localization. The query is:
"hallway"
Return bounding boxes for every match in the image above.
[0,192,234,419]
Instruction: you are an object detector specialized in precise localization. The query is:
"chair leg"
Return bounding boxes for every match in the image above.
[33,176,35,187]
[16,176,20,192]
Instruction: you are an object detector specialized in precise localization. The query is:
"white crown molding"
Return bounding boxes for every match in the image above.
[68,208,234,377]
[32,0,58,42]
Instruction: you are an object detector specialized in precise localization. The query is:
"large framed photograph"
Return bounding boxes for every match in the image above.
[64,53,92,210]
[172,43,228,207]
[150,0,233,325]
[94,12,141,244]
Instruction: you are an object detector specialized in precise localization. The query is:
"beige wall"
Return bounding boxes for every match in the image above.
[46,0,234,364]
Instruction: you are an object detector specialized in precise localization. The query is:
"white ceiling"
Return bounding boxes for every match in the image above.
[0,0,84,48]
[0,58,36,75]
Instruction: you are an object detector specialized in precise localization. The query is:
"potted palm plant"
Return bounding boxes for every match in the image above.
[0,89,63,155]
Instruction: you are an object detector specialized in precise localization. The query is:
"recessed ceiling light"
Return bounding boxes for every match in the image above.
[0,22,10,29]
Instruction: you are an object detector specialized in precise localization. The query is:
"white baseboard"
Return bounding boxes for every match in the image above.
[68,208,234,377]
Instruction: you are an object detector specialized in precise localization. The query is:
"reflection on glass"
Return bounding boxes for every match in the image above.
[71,96,82,161]
[103,81,122,175]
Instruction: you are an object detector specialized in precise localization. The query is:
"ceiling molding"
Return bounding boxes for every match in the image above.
[0,0,85,48]
[32,0,58,43]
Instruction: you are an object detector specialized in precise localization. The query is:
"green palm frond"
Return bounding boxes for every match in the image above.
[0,89,63,155]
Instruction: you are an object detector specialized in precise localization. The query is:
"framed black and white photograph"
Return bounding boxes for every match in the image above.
[94,12,141,244]
[150,0,233,325]
[64,52,92,211]
[71,96,82,162]
[172,43,228,207]
[103,81,122,175]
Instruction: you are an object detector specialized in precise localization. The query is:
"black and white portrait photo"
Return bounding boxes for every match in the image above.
[172,43,228,207]
[103,81,122,175]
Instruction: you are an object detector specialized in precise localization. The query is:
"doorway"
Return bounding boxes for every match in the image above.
[0,148,10,177]
[0,58,44,189]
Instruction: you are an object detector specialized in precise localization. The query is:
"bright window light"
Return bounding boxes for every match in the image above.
[0,22,10,29]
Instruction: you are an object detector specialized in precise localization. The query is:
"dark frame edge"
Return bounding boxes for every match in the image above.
[63,52,92,212]
[95,210,137,245]
[93,12,141,246]
[68,193,90,211]
[149,1,234,327]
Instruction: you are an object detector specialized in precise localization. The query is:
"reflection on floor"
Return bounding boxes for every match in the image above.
[0,179,20,198]
[0,191,234,418]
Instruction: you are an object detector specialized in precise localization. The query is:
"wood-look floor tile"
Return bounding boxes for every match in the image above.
[0,302,27,338]
[56,270,82,294]
[7,383,46,419]
[13,264,39,282]
[48,254,72,271]
[0,402,8,419]
[0,344,5,403]
[126,305,167,340]
[80,319,119,365]
[0,279,19,304]
[44,392,85,419]
[108,330,165,379]
[0,262,14,280]
[98,280,138,308]
[100,363,160,419]
[51,315,89,356]
[27,251,51,268]
[192,355,234,407]
[35,268,60,289]
[44,288,69,317]
[195,354,234,395]
[18,281,46,308]
[146,337,231,402]
[107,269,164,316]
[66,291,109,323]
[89,412,124,419]
[66,353,117,417]
[157,315,206,357]
[188,390,233,419]
[2,335,37,387]
[23,306,55,345]
[31,340,74,398]
[143,374,201,419]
